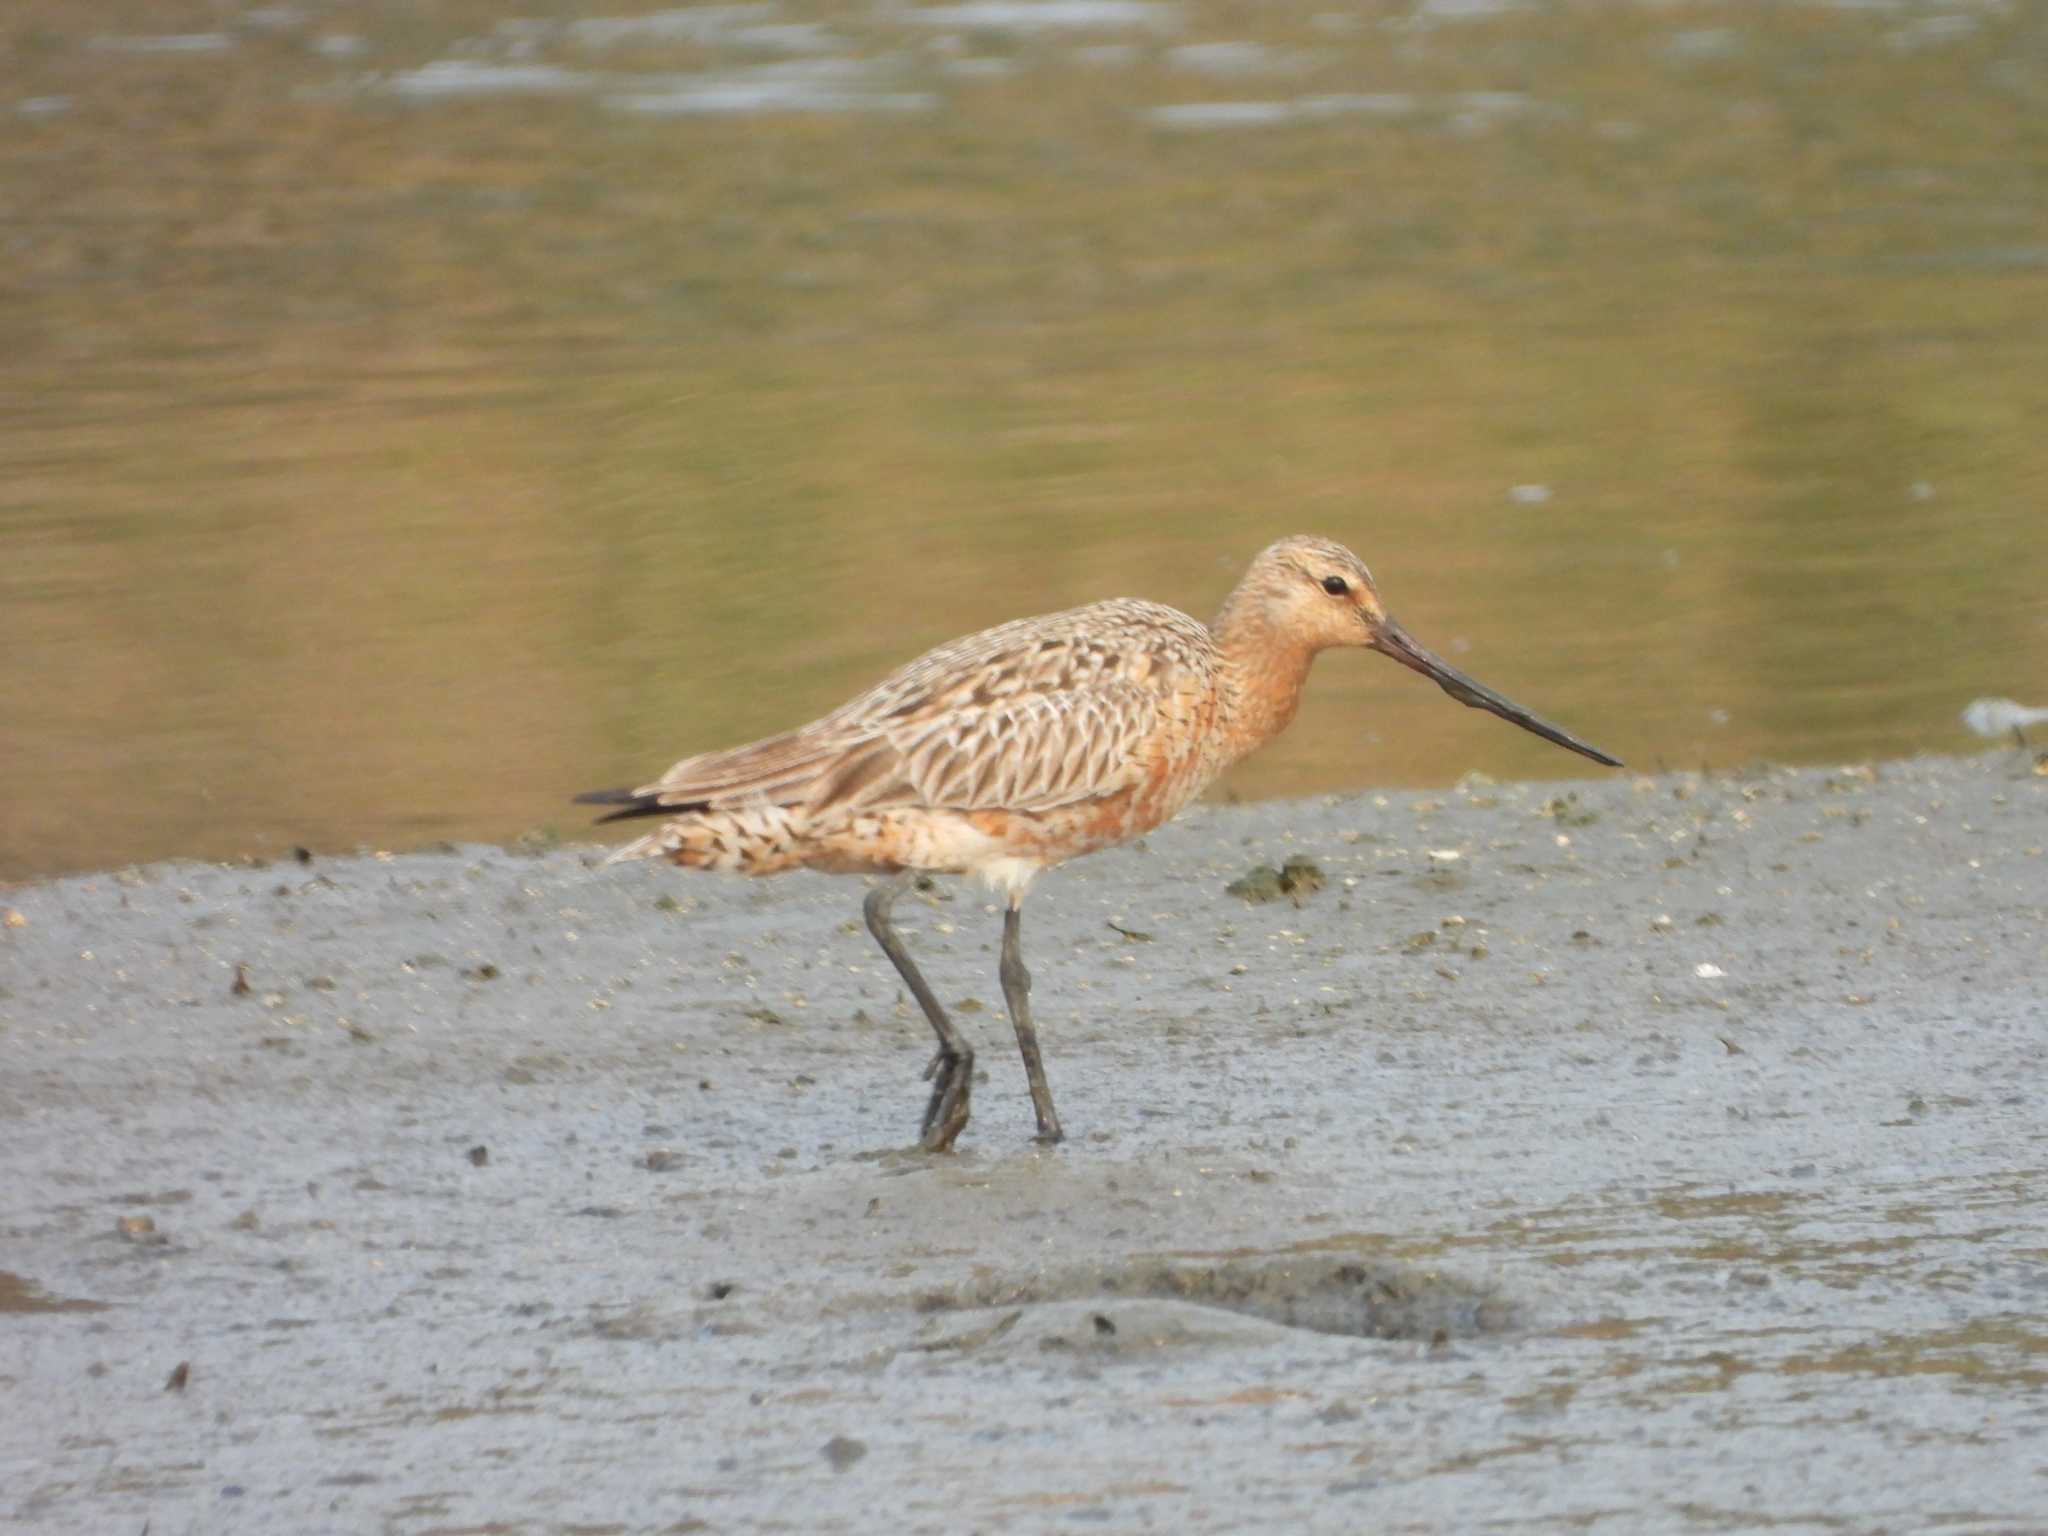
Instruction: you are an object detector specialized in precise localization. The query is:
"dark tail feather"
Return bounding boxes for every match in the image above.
[573,787,709,825]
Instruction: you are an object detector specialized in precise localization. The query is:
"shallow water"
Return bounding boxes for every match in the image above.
[4,0,2046,879]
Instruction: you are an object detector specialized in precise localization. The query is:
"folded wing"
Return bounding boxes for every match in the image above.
[609,602,1200,821]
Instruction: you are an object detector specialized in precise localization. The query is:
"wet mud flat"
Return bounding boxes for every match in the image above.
[3,754,2045,1534]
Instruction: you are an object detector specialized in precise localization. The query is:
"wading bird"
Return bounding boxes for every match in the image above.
[1962,697,2048,749]
[579,536,1619,1151]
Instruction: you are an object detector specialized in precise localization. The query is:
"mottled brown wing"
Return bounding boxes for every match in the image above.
[627,600,1202,816]
[857,680,1165,814]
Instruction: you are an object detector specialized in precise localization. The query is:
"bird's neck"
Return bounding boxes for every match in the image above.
[1209,591,1319,765]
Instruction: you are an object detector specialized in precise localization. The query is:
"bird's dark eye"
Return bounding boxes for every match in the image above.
[1321,575,1350,596]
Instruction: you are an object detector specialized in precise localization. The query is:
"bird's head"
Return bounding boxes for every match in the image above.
[1237,534,1622,768]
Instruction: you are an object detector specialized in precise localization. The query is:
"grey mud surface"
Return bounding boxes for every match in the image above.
[4,754,2047,1535]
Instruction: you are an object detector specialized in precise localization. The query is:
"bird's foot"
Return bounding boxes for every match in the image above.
[919,1047,974,1153]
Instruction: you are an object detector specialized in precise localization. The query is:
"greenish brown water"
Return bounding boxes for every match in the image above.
[4,0,2045,881]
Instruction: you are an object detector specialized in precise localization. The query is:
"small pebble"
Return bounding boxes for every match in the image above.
[822,1435,867,1472]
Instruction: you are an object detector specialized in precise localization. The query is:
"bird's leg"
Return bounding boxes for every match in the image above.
[863,873,973,1152]
[1000,902,1064,1145]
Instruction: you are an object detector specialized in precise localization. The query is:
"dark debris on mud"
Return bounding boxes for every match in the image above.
[917,1252,1514,1342]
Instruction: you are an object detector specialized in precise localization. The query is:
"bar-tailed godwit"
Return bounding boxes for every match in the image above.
[579,535,1619,1151]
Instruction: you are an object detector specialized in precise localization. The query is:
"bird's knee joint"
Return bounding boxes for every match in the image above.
[863,885,896,934]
